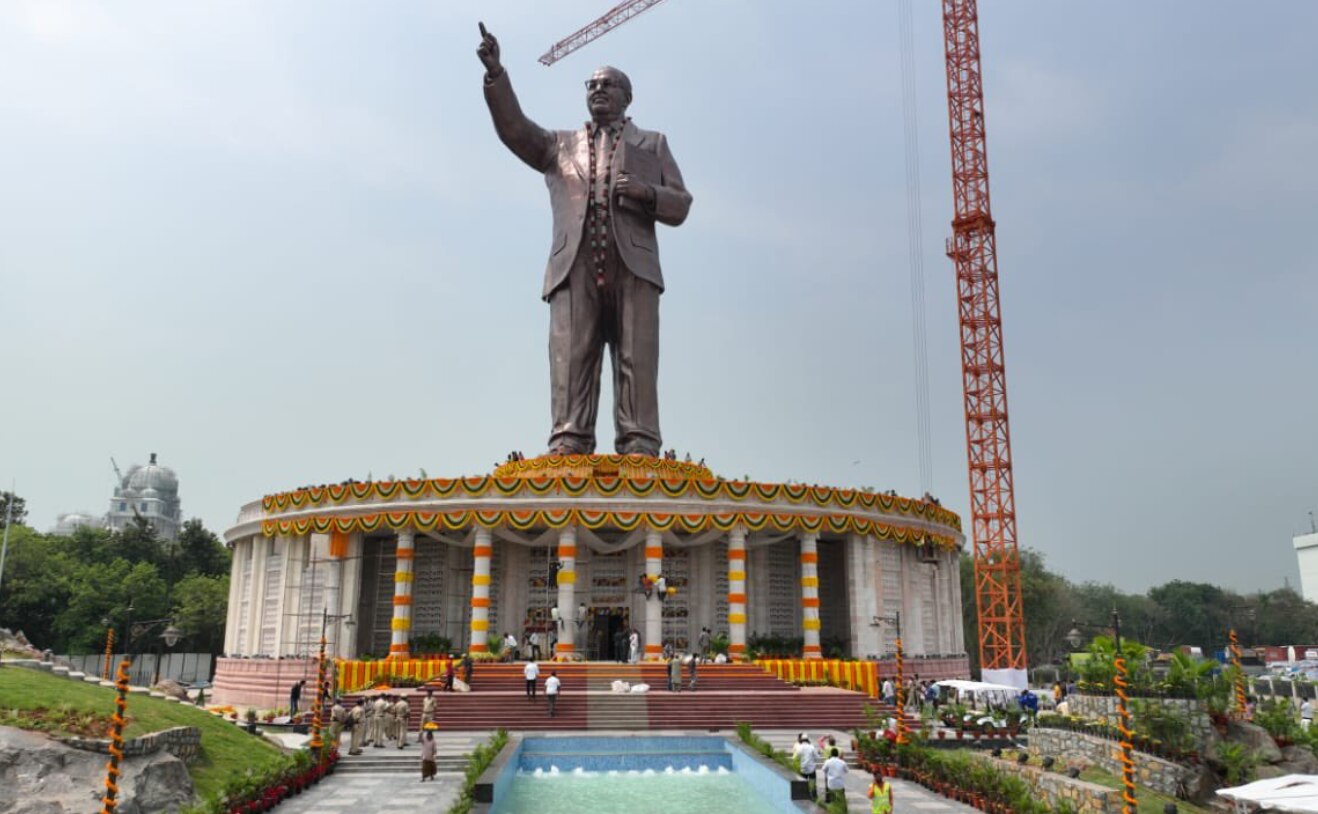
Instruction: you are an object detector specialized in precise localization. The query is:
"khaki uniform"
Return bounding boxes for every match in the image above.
[394,698,410,748]
[348,704,365,754]
[330,702,346,744]
[371,697,389,747]
[421,695,436,728]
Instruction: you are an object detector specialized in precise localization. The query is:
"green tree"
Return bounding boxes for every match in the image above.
[0,527,70,647]
[1147,580,1227,652]
[171,573,230,653]
[0,491,27,528]
[175,519,229,578]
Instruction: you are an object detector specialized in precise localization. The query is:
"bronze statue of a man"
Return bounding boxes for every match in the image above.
[477,24,692,457]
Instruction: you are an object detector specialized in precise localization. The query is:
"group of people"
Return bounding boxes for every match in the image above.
[341,693,418,754]
[666,653,698,691]
[792,733,891,811]
[330,689,442,781]
[501,630,545,662]
[521,661,563,716]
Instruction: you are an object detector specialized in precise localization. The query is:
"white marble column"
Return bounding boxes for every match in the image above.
[223,538,246,655]
[324,534,344,657]
[800,532,822,659]
[245,536,269,655]
[338,533,364,659]
[644,529,663,660]
[555,526,579,660]
[469,528,493,654]
[388,528,416,659]
[727,526,748,661]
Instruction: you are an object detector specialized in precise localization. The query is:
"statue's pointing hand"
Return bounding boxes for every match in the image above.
[477,22,502,77]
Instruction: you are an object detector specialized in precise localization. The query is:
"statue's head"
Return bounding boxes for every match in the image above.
[586,66,632,122]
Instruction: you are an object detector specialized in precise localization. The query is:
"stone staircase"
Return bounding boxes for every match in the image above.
[341,663,915,733]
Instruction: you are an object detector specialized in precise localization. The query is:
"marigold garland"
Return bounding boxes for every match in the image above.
[261,509,959,550]
[260,470,960,531]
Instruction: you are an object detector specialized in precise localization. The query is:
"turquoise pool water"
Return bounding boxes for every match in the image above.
[491,766,778,814]
[486,736,806,813]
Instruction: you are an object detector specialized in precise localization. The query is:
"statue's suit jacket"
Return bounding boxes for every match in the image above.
[484,71,693,300]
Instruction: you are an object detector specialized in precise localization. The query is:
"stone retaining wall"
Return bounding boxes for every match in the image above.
[1030,728,1201,798]
[60,726,201,764]
[973,754,1120,814]
[1067,694,1216,746]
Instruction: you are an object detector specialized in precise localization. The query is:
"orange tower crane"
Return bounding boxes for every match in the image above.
[940,0,1028,684]
[538,0,669,66]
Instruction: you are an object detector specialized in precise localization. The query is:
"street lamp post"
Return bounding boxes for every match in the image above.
[1067,611,1136,814]
[873,612,906,745]
[310,610,353,753]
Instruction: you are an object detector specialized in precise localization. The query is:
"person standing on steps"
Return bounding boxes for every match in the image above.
[629,629,640,664]
[524,659,540,701]
[419,728,437,782]
[348,699,365,755]
[698,627,711,663]
[394,694,410,748]
[421,688,436,729]
[529,629,541,662]
[289,679,305,715]
[793,733,819,801]
[687,653,698,691]
[361,695,375,747]
[668,655,681,692]
[545,670,561,718]
[371,694,389,748]
[330,698,346,745]
[460,653,473,689]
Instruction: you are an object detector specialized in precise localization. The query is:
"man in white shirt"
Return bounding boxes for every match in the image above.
[524,660,540,701]
[881,678,895,706]
[504,632,518,662]
[822,747,848,804]
[529,630,541,661]
[793,733,819,800]
[545,670,561,717]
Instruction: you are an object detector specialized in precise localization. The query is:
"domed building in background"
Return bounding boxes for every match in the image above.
[51,510,105,536]
[106,452,183,540]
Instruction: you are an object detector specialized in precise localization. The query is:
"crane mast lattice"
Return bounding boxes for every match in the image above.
[940,0,1027,682]
[539,0,669,66]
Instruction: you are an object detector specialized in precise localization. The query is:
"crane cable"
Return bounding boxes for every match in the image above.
[898,0,934,495]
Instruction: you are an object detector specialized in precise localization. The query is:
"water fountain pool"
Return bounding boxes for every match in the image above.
[482,735,816,814]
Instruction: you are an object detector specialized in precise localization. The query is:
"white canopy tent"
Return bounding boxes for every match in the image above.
[1218,775,1318,813]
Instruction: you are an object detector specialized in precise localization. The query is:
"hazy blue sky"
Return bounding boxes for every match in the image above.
[2,2,1315,593]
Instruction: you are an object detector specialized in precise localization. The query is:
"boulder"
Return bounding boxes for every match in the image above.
[1279,745,1318,774]
[152,679,188,701]
[0,726,194,814]
[0,628,43,659]
[1254,764,1289,780]
[1225,720,1283,764]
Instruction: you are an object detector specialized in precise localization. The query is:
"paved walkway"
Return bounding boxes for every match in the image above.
[760,729,975,814]
[261,728,976,814]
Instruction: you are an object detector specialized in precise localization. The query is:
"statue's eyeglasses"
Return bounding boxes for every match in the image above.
[585,78,621,91]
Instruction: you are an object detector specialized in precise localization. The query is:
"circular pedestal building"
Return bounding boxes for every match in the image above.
[215,455,967,701]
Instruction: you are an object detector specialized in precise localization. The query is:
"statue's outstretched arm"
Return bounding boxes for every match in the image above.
[483,70,555,174]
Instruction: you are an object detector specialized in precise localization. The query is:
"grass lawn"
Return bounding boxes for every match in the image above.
[0,665,288,801]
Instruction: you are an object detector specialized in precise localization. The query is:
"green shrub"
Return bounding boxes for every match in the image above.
[447,728,509,814]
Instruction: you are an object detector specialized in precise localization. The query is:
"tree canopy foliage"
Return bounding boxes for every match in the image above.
[0,514,229,654]
[961,550,1318,676]
[0,491,27,528]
